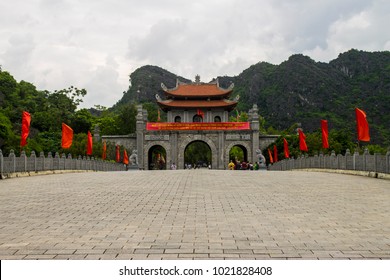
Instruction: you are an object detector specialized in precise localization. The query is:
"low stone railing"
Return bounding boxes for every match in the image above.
[269,149,390,174]
[0,149,126,178]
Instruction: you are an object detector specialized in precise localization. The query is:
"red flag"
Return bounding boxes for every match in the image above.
[197,108,204,118]
[283,138,290,158]
[123,149,129,165]
[87,131,93,155]
[61,123,73,149]
[20,111,31,147]
[115,145,120,163]
[321,120,329,149]
[102,141,107,160]
[267,148,274,164]
[355,108,370,142]
[298,129,308,152]
[273,145,278,162]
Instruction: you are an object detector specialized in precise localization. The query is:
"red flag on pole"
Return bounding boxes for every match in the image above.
[87,131,93,155]
[321,120,329,149]
[267,148,274,164]
[283,138,290,158]
[298,129,308,152]
[61,123,73,149]
[123,149,129,165]
[115,145,120,162]
[273,145,278,162]
[197,108,205,118]
[20,111,31,147]
[102,141,107,160]
[355,108,370,142]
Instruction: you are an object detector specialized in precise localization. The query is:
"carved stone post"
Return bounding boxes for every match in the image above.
[353,150,359,170]
[345,149,351,170]
[20,150,27,172]
[250,104,259,164]
[363,148,369,171]
[9,150,16,173]
[39,152,45,171]
[30,151,37,172]
[136,105,146,170]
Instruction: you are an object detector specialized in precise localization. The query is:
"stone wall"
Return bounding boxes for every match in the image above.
[101,134,137,151]
[269,149,390,174]
[259,135,280,150]
[0,149,126,179]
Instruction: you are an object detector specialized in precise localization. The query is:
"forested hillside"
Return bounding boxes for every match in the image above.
[118,49,390,146]
[221,49,390,146]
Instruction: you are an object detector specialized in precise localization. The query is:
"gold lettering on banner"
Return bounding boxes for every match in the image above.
[146,122,250,131]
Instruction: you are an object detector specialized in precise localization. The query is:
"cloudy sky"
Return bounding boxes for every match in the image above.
[1,0,389,108]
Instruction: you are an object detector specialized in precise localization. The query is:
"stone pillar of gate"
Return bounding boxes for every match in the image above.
[249,104,260,163]
[218,131,225,169]
[170,132,179,167]
[136,105,146,169]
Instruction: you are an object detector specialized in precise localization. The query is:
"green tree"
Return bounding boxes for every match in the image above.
[71,109,94,134]
[0,71,18,109]
[116,103,137,134]
[0,111,16,152]
[184,141,211,165]
[143,102,160,122]
[229,146,245,161]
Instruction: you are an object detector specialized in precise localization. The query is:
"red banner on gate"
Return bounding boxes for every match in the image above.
[146,122,250,131]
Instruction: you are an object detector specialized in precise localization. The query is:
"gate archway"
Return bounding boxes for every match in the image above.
[225,142,252,168]
[179,136,218,169]
[229,144,248,162]
[148,145,167,170]
[184,140,212,168]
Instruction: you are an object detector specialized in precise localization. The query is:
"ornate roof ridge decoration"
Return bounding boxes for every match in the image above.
[227,82,234,90]
[161,78,187,92]
[160,83,168,91]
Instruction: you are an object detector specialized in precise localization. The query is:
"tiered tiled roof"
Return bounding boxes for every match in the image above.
[158,78,237,112]
[162,82,233,98]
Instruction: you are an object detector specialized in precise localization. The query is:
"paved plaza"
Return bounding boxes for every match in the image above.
[0,170,389,260]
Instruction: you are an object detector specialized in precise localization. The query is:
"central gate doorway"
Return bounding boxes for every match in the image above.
[184,140,211,169]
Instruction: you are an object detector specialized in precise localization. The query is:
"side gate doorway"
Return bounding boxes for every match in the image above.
[148,145,167,170]
[229,144,248,162]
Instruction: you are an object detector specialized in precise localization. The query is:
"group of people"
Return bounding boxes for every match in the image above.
[184,162,211,169]
[228,160,262,170]
[169,160,263,170]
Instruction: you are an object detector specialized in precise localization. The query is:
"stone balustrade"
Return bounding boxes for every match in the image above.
[269,149,390,174]
[0,149,126,178]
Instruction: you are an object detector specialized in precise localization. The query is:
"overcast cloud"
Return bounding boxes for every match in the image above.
[0,0,389,108]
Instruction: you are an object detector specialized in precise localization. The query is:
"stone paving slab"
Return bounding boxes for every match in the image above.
[0,170,389,260]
